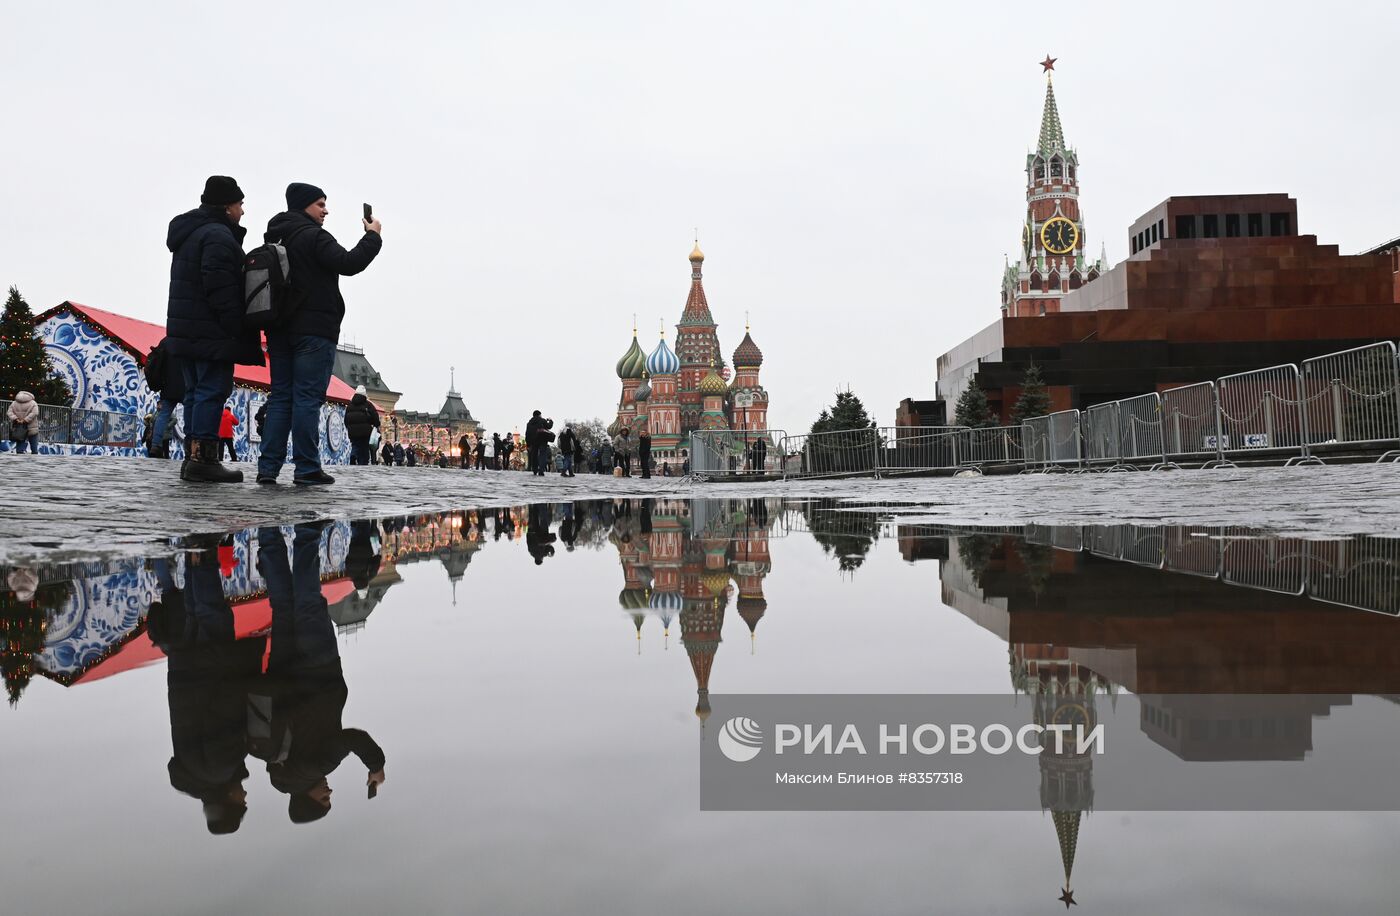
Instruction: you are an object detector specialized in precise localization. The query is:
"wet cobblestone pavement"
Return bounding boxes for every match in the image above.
[2,455,1398,563]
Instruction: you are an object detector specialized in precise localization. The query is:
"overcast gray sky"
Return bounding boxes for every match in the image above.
[5,1,1395,434]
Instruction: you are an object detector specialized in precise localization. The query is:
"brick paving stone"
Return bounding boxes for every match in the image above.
[1,455,1398,563]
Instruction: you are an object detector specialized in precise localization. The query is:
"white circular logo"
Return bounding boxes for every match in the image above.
[718,716,764,762]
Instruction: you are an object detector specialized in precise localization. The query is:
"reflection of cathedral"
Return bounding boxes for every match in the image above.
[611,245,773,462]
[611,498,780,720]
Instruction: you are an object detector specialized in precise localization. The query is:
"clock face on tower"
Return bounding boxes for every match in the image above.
[1040,216,1079,255]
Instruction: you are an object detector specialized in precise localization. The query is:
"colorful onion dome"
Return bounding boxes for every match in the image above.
[733,330,764,368]
[649,590,684,611]
[702,570,731,597]
[689,242,705,263]
[699,366,728,395]
[633,377,651,402]
[615,335,647,379]
[619,588,649,610]
[647,336,680,376]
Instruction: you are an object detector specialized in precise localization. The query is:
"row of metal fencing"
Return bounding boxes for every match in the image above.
[934,522,1400,618]
[691,341,1400,479]
[1,399,145,449]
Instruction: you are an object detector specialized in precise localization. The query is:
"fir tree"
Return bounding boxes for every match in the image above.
[954,382,997,428]
[809,389,877,436]
[0,287,70,404]
[1011,362,1053,425]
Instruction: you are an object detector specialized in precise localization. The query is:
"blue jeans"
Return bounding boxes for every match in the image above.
[181,360,234,441]
[257,525,340,674]
[559,454,573,474]
[258,334,335,478]
[152,397,178,452]
[14,434,40,454]
[349,439,370,465]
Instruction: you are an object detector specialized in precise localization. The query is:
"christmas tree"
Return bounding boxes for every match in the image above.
[0,578,68,707]
[0,286,70,405]
[809,389,876,436]
[1011,362,1053,425]
[954,382,997,428]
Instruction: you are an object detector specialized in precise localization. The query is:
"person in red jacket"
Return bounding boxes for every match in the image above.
[218,406,239,461]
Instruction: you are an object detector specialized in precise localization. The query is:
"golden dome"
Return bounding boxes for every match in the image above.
[689,242,705,263]
[699,368,728,395]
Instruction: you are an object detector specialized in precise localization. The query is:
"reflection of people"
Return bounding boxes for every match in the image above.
[254,524,386,824]
[526,503,556,564]
[149,552,263,835]
[345,519,382,588]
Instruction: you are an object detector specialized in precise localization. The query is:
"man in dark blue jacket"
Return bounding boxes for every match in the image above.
[165,176,261,483]
[257,183,382,486]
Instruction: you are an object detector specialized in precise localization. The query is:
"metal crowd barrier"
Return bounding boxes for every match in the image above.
[781,428,881,479]
[1161,382,1225,464]
[0,399,144,449]
[1300,342,1400,453]
[955,425,1024,468]
[1081,403,1120,466]
[689,429,785,478]
[877,426,965,474]
[1216,365,1313,464]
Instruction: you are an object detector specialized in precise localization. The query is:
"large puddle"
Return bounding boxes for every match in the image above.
[3,498,1399,914]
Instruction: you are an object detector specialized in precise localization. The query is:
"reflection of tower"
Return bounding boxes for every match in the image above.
[1015,644,1107,909]
[646,498,686,650]
[680,502,727,721]
[731,499,773,653]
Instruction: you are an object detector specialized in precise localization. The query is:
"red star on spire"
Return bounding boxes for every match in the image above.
[1040,55,1057,74]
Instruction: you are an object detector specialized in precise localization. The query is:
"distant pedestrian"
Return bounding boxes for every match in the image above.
[491,433,503,470]
[257,182,382,486]
[406,447,417,468]
[457,432,471,470]
[164,175,261,482]
[662,461,672,477]
[7,391,40,454]
[218,406,239,461]
[343,385,380,465]
[638,430,652,479]
[473,434,486,470]
[393,442,405,466]
[484,435,496,469]
[572,436,584,474]
[500,435,514,470]
[612,428,633,476]
[557,425,577,477]
[381,441,394,466]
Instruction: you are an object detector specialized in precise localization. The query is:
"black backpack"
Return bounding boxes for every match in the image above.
[144,341,168,393]
[243,227,311,329]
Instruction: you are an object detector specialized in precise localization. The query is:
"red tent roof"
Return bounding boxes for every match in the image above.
[37,301,355,404]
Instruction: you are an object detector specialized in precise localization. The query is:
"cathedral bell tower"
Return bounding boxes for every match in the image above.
[1002,57,1106,318]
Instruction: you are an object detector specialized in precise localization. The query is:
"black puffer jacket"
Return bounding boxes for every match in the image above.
[164,206,261,364]
[343,394,380,440]
[265,210,382,342]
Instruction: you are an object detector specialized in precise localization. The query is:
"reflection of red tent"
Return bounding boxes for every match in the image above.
[68,578,358,686]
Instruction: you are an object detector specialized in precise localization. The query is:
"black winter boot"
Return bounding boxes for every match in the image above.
[182,439,244,483]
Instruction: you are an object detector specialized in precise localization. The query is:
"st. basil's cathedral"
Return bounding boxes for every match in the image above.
[610,243,772,463]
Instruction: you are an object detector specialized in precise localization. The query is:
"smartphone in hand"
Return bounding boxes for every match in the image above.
[368,782,378,800]
[363,203,373,222]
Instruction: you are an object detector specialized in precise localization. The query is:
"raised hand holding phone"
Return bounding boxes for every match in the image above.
[362,202,382,235]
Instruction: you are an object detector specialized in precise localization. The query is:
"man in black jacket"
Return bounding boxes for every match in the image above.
[557,425,577,477]
[165,176,262,483]
[257,183,382,486]
[342,385,379,465]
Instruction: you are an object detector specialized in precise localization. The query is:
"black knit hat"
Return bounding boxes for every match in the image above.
[201,176,244,206]
[286,182,326,211]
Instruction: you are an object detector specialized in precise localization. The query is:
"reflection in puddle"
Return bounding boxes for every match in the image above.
[3,499,1399,911]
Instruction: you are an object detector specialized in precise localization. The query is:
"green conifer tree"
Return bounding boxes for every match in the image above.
[0,287,70,404]
[954,382,997,428]
[1011,362,1053,425]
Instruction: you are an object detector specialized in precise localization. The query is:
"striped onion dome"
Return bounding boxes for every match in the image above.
[649,590,684,611]
[699,366,728,395]
[615,335,647,379]
[647,336,680,376]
